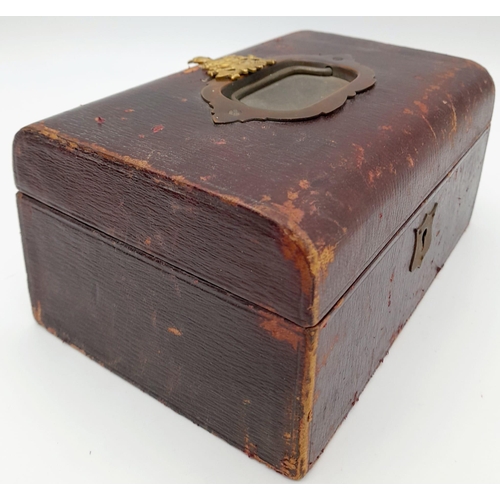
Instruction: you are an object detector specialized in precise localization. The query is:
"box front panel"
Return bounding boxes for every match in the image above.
[309,130,488,465]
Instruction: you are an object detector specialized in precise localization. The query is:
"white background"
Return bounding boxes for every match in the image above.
[0,17,499,484]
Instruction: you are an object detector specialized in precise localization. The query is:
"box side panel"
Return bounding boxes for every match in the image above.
[17,194,307,479]
[309,130,488,465]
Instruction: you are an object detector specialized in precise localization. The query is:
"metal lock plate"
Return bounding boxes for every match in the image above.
[410,203,438,272]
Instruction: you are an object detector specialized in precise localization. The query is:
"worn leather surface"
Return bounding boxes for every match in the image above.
[17,193,309,479]
[13,30,495,327]
[309,131,488,467]
[16,129,489,479]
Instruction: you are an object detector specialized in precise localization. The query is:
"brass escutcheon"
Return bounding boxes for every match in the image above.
[410,203,438,272]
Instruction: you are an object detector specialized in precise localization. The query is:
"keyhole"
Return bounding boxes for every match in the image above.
[410,203,437,272]
[422,228,428,247]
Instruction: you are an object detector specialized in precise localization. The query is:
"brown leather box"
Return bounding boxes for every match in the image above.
[13,31,494,479]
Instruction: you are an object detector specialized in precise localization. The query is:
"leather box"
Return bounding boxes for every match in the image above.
[13,31,494,479]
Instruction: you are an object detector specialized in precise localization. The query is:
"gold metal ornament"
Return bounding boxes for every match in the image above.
[188,55,276,80]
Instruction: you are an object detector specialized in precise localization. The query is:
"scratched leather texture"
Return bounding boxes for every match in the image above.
[17,193,308,479]
[13,30,495,327]
[309,130,488,466]
[17,129,488,479]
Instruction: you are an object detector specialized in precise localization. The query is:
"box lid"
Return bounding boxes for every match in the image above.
[13,31,494,327]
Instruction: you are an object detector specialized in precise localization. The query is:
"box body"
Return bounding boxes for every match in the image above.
[13,31,494,479]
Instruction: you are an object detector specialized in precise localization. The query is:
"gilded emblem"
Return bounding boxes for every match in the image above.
[188,55,276,80]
